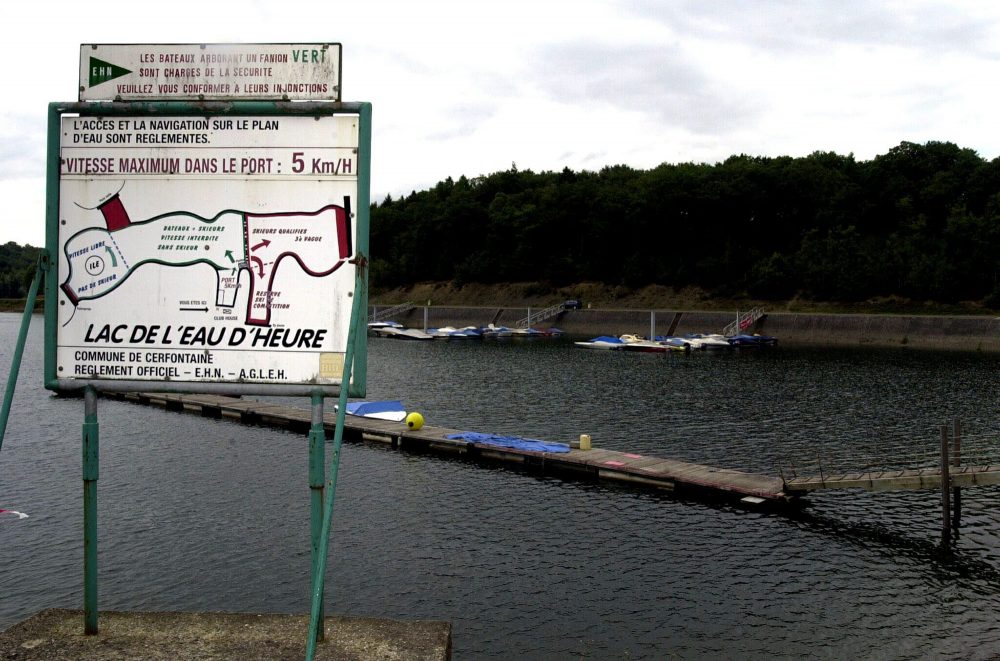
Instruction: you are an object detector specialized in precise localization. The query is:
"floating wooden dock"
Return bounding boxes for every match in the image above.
[105,392,793,504]
[783,465,1000,492]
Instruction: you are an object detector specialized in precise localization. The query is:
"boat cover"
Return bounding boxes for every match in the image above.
[344,400,407,421]
[445,432,571,453]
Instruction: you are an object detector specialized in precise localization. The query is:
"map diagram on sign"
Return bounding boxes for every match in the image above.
[60,192,353,326]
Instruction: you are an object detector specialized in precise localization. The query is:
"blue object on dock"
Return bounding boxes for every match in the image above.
[446,432,571,453]
[346,400,405,416]
[338,400,407,422]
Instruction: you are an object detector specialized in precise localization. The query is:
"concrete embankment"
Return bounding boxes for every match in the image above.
[0,609,452,660]
[372,305,1000,352]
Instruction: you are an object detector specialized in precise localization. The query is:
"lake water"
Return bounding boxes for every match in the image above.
[2,312,1000,659]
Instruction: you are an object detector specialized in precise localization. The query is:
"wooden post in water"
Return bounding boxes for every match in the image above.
[940,425,951,542]
[953,419,962,530]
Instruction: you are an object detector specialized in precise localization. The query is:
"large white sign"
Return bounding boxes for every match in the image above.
[57,115,358,385]
[79,43,341,101]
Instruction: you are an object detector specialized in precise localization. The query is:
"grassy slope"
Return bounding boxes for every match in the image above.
[4,283,992,316]
[371,282,998,316]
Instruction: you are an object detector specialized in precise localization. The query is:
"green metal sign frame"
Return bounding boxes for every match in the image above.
[32,100,372,650]
[43,100,370,398]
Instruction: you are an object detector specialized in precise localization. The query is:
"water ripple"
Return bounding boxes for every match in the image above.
[4,319,1000,658]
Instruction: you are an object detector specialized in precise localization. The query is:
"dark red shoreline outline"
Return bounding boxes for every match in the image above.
[243,201,352,326]
[99,194,132,231]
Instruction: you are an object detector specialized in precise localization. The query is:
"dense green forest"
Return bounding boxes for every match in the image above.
[371,141,1000,305]
[0,242,42,298]
[3,140,998,306]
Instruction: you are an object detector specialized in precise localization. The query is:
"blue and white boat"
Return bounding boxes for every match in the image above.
[368,320,403,331]
[682,333,732,350]
[727,333,778,347]
[653,336,692,351]
[427,326,482,339]
[574,335,627,350]
[482,324,514,338]
[619,334,673,353]
[371,326,434,340]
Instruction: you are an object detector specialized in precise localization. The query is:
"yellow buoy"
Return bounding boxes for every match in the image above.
[405,412,424,430]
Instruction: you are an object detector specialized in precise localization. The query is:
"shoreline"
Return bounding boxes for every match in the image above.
[371,305,1000,352]
[4,302,996,352]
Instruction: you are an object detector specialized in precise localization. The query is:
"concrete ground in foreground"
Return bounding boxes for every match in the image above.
[0,609,452,660]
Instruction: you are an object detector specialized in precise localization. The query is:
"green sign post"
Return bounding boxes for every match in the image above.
[0,43,370,658]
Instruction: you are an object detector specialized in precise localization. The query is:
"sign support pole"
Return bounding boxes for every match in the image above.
[82,385,100,634]
[0,257,45,452]
[47,43,367,646]
[306,262,366,660]
[308,391,326,641]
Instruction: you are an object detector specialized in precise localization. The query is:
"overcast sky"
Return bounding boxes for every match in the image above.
[3,0,1000,247]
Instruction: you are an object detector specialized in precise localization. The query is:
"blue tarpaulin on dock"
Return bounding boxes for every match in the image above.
[339,400,407,421]
[445,432,571,453]
[347,400,404,416]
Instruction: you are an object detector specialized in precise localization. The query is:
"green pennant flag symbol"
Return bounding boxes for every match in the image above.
[88,57,131,87]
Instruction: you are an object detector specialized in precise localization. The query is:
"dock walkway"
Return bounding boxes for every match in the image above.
[783,465,1000,492]
[107,392,792,504]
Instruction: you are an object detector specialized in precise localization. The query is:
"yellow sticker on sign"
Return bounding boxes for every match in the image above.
[319,352,344,378]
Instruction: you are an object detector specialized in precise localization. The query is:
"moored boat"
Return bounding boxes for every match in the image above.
[482,324,514,338]
[654,336,692,352]
[427,326,481,339]
[574,335,627,350]
[368,320,403,332]
[372,326,435,341]
[619,334,673,353]
[727,333,778,347]
[534,327,565,337]
[682,333,732,350]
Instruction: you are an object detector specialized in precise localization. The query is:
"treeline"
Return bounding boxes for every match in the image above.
[0,242,41,298]
[371,141,1000,304]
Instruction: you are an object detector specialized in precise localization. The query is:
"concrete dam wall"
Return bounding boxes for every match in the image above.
[370,305,1000,352]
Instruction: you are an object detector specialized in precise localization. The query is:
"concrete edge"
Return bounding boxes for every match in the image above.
[0,609,452,661]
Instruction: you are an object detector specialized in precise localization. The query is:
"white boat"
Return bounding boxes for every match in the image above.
[677,335,709,350]
[482,324,513,338]
[427,326,482,339]
[683,333,732,350]
[372,326,434,340]
[368,320,403,331]
[573,335,627,350]
[653,336,692,352]
[619,334,672,353]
